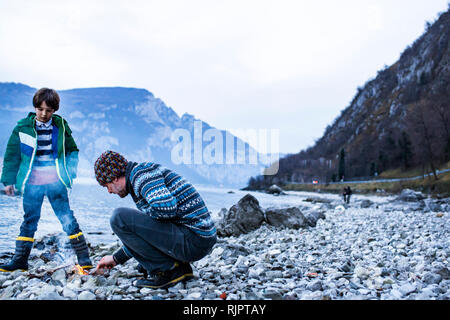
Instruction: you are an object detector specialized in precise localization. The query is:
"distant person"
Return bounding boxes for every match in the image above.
[0,88,92,272]
[342,186,352,204]
[93,150,217,289]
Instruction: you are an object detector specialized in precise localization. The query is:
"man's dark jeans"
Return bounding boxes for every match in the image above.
[110,207,217,273]
[20,181,81,238]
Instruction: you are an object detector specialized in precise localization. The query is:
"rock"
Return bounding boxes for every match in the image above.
[216,194,266,237]
[307,280,323,292]
[267,185,286,196]
[436,267,450,280]
[62,288,77,299]
[299,291,324,300]
[186,291,202,299]
[304,211,326,227]
[38,291,64,300]
[354,267,369,280]
[388,289,403,299]
[338,259,355,273]
[51,269,66,283]
[222,243,250,257]
[427,202,442,212]
[264,207,309,229]
[266,270,283,279]
[249,267,265,278]
[78,290,96,300]
[423,272,442,285]
[263,287,283,300]
[0,286,17,300]
[360,200,374,208]
[304,197,332,204]
[398,283,416,296]
[396,189,426,202]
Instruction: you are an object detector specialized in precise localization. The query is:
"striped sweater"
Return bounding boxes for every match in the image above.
[28,119,59,185]
[125,161,217,238]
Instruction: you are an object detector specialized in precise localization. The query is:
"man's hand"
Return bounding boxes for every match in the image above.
[95,255,117,273]
[4,185,15,196]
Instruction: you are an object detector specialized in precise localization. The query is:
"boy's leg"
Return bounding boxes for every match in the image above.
[46,182,81,235]
[20,184,45,238]
[0,185,45,272]
[46,181,92,269]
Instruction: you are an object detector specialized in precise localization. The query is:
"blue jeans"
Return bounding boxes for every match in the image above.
[110,207,217,273]
[20,181,81,238]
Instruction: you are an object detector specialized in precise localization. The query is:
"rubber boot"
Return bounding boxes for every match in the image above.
[0,237,34,272]
[68,232,93,270]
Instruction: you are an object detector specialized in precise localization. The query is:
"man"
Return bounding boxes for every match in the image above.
[93,150,217,289]
[342,186,352,204]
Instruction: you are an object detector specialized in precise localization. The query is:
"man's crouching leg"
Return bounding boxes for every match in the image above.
[109,207,216,289]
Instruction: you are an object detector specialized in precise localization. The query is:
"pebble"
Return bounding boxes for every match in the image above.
[186,291,202,299]
[399,283,416,296]
[78,291,96,300]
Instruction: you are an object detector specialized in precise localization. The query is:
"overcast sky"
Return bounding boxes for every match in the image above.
[0,0,448,154]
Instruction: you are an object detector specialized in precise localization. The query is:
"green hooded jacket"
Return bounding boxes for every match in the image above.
[1,112,79,194]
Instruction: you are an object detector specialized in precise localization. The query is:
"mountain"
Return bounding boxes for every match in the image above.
[0,84,274,188]
[247,8,450,189]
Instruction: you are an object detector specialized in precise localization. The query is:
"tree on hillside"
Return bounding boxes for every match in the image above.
[398,131,413,170]
[369,162,377,177]
[431,101,450,163]
[377,151,388,174]
[407,101,439,180]
[338,148,345,181]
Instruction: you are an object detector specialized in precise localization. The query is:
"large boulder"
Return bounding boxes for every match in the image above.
[396,189,426,202]
[216,194,266,237]
[267,184,286,196]
[264,207,309,229]
[304,210,326,227]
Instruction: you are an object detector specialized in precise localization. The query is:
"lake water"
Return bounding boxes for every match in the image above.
[0,180,321,254]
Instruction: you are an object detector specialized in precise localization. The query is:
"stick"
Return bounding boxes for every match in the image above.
[27,263,73,279]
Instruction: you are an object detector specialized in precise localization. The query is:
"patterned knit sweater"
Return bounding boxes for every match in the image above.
[28,119,59,185]
[126,161,217,238]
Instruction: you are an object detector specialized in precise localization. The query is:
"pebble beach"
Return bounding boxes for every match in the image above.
[0,189,448,300]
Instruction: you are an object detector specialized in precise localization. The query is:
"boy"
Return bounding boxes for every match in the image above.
[0,88,92,272]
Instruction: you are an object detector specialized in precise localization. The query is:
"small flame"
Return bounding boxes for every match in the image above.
[74,264,89,275]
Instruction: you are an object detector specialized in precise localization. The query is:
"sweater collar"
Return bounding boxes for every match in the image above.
[125,161,138,196]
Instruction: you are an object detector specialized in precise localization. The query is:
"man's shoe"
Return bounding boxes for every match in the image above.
[134,262,194,289]
[181,262,194,281]
[136,263,148,278]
